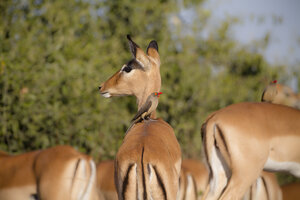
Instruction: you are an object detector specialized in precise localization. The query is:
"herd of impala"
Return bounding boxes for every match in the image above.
[1,36,300,200]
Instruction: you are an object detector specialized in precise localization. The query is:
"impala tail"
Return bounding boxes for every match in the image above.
[178,171,197,200]
[185,174,197,200]
[201,118,231,200]
[71,159,97,200]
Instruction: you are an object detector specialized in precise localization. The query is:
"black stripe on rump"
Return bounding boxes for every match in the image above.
[153,165,167,200]
[141,147,147,200]
[122,163,134,200]
[201,122,213,181]
[261,176,270,200]
[215,124,229,153]
[71,159,82,192]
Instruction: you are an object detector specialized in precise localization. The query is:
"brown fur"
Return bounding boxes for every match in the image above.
[115,119,181,200]
[202,102,300,200]
[0,145,98,200]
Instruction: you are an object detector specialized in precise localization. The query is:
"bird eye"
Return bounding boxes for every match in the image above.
[155,92,157,95]
[122,66,132,73]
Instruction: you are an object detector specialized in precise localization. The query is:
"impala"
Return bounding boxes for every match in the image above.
[201,101,300,199]
[179,164,198,200]
[0,145,98,200]
[99,35,182,200]
[179,159,209,200]
[262,81,300,109]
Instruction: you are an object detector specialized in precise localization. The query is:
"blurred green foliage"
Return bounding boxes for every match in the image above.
[0,0,298,184]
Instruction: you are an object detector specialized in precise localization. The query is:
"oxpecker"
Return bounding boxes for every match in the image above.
[261,80,277,102]
[131,92,162,123]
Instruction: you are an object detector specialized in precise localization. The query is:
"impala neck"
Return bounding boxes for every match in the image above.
[137,93,148,110]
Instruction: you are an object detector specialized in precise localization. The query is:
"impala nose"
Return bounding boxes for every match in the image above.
[98,86,102,91]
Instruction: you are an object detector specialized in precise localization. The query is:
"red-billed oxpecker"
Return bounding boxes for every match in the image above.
[132,92,162,123]
[261,80,277,102]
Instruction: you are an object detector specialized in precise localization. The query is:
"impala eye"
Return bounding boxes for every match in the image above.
[122,66,132,73]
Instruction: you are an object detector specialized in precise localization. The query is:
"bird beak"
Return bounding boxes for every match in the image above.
[158,92,162,97]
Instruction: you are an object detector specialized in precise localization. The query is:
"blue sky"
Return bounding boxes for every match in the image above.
[204,0,300,66]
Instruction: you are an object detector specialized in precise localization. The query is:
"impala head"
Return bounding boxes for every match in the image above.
[99,35,161,108]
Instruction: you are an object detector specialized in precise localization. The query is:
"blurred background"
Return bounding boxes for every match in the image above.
[1,0,299,185]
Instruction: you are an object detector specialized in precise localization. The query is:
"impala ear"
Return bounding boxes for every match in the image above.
[147,40,160,66]
[127,35,139,58]
[127,35,150,69]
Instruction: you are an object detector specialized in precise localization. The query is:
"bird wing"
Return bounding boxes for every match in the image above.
[131,101,152,122]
